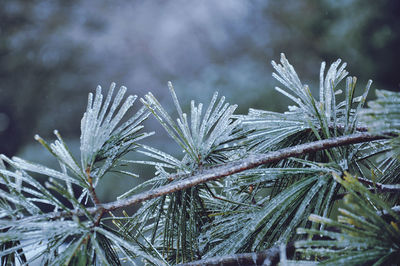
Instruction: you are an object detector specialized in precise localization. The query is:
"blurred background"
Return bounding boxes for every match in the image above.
[1,0,399,201]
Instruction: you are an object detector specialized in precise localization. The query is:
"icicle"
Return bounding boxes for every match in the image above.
[199,92,218,142]
[12,156,81,186]
[15,170,23,193]
[168,81,184,122]
[319,61,326,104]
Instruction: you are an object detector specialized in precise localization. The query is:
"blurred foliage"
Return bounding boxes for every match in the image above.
[0,0,94,156]
[266,0,400,90]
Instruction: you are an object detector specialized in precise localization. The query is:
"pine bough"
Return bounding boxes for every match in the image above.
[1,54,399,265]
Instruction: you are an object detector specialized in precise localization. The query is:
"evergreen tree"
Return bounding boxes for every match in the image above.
[1,54,399,265]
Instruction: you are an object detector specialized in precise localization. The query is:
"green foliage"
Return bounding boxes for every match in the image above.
[1,54,400,265]
[296,172,400,265]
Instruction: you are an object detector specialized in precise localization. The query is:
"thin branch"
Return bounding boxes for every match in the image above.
[334,183,400,200]
[178,243,295,266]
[45,132,388,219]
[331,124,368,132]
[357,176,400,193]
[100,132,387,212]
[377,205,400,216]
[86,171,101,206]
[86,167,105,225]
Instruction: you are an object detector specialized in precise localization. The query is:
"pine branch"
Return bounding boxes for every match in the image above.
[47,132,389,219]
[3,55,400,265]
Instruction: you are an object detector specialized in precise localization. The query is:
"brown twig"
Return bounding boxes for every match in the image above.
[44,132,388,219]
[86,166,105,225]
